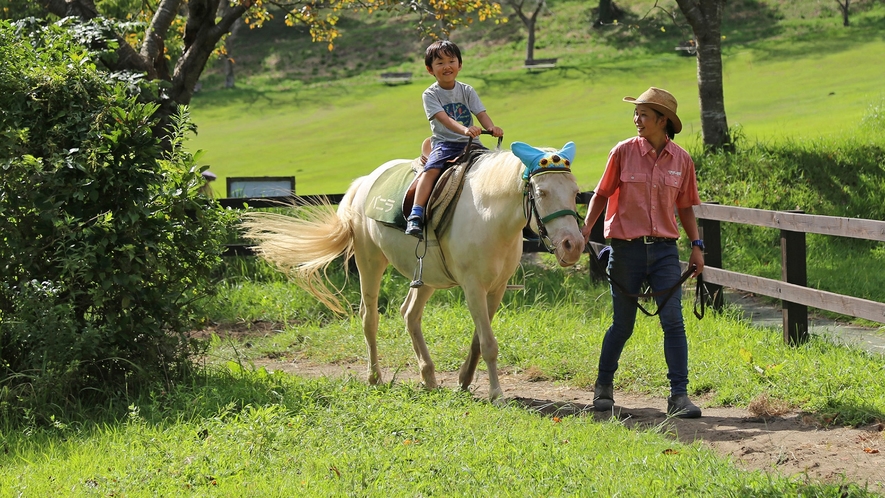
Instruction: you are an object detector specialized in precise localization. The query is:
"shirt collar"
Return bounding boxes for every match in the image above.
[638,136,672,157]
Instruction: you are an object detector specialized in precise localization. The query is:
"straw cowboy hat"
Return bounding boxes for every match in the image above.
[623,87,683,134]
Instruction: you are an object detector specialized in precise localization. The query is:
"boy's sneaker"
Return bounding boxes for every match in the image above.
[667,394,702,418]
[405,216,424,239]
[592,383,614,411]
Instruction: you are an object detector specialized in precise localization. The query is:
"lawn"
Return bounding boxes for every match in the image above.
[186,2,885,195]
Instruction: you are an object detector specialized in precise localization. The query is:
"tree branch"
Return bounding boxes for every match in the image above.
[142,0,184,80]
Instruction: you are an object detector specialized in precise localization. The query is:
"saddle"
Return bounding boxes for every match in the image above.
[364,139,489,236]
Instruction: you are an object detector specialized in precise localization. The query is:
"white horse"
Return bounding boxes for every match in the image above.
[242,141,585,400]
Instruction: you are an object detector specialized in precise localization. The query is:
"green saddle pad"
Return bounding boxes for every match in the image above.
[364,161,416,228]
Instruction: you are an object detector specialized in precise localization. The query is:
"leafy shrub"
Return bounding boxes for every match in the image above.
[693,126,885,300]
[0,19,236,420]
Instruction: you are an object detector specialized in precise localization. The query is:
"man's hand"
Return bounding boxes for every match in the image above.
[689,247,705,278]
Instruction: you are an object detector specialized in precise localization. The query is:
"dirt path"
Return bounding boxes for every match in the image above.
[251,356,884,494]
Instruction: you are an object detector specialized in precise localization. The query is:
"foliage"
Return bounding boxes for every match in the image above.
[0,20,236,422]
[693,129,885,301]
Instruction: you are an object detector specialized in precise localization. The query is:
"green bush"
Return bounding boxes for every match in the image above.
[693,127,885,301]
[0,19,236,420]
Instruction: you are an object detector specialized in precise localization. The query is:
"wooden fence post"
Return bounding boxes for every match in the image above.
[698,202,724,311]
[781,210,808,345]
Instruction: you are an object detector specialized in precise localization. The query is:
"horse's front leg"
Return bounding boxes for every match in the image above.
[400,285,438,389]
[462,283,507,400]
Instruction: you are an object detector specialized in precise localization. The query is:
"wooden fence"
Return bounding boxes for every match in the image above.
[220,194,885,344]
[691,202,885,344]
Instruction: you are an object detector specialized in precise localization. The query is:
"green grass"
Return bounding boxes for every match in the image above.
[3,261,883,495]
[9,3,883,494]
[0,364,877,496]
[205,257,885,427]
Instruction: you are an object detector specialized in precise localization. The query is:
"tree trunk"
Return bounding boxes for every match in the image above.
[508,0,546,62]
[835,0,850,27]
[675,0,730,151]
[595,0,620,26]
[220,2,245,89]
[525,18,536,61]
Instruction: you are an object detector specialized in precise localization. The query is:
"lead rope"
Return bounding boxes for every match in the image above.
[587,243,704,318]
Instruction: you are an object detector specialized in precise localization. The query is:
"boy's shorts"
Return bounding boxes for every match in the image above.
[424,141,487,172]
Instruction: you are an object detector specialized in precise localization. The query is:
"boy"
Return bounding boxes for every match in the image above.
[405,40,504,238]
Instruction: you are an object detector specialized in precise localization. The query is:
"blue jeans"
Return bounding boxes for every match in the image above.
[596,238,689,395]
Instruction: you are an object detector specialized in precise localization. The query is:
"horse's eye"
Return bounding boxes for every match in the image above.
[551,155,561,163]
[539,158,549,166]
[564,160,571,167]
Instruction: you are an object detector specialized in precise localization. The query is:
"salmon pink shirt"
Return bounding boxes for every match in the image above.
[594,136,700,240]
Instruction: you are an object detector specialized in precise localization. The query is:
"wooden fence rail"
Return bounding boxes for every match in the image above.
[692,202,885,344]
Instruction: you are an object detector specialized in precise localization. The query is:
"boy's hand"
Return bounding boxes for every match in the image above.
[464,125,483,138]
[486,126,504,138]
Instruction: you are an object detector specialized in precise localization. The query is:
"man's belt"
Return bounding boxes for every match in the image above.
[618,236,677,244]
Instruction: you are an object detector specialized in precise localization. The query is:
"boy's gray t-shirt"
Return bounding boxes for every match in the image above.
[422,81,486,146]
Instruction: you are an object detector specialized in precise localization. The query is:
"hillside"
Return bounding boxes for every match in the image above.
[188,0,885,195]
[199,0,880,86]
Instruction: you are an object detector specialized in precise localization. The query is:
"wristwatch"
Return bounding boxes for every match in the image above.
[691,239,705,251]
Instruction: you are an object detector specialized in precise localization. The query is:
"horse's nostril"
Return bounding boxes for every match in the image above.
[563,240,572,251]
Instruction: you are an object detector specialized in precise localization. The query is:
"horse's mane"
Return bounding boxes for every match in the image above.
[469,150,524,198]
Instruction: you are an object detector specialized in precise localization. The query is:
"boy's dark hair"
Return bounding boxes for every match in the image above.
[425,40,462,67]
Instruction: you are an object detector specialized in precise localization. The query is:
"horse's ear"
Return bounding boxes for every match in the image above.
[559,142,576,163]
[510,141,545,168]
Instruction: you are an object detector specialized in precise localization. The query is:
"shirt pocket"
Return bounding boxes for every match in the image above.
[620,171,647,184]
[657,169,683,190]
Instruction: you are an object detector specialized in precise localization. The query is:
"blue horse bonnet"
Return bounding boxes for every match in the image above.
[511,141,576,181]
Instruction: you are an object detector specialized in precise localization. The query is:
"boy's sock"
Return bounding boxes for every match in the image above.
[408,205,425,221]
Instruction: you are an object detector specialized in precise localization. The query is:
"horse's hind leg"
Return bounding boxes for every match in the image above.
[400,285,438,389]
[356,249,388,386]
[459,281,509,390]
[458,330,481,391]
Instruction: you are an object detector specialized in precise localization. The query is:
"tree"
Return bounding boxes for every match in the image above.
[34,0,502,123]
[217,0,245,88]
[835,0,851,27]
[507,0,546,62]
[594,0,625,26]
[1,19,236,415]
[674,0,730,150]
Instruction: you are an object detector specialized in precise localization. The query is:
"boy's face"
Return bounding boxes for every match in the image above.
[426,52,461,88]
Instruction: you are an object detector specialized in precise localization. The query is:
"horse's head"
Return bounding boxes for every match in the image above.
[512,141,586,266]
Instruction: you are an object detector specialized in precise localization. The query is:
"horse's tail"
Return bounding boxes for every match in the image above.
[241,186,360,314]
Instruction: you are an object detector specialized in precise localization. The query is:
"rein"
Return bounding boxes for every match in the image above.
[587,243,709,319]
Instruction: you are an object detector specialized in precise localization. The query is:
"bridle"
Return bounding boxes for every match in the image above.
[523,170,581,253]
